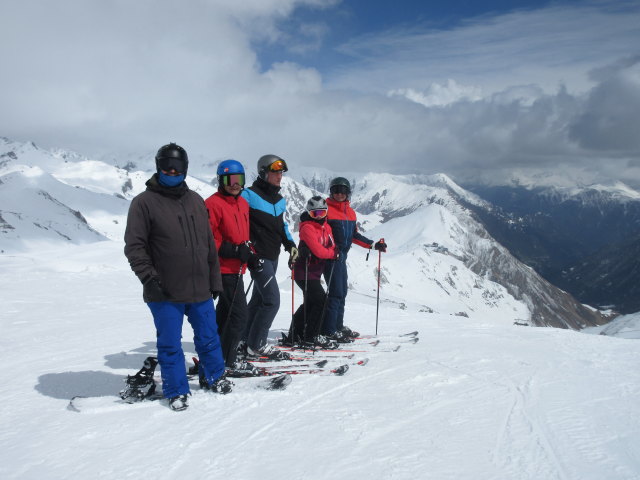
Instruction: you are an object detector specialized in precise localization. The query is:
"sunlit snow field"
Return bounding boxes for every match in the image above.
[1,241,639,480]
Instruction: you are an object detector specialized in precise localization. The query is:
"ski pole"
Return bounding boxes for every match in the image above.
[302,257,309,344]
[227,263,243,318]
[375,238,384,335]
[244,278,254,297]
[287,265,296,346]
[220,263,244,364]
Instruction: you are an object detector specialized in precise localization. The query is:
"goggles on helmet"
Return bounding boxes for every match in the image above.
[268,159,288,172]
[221,173,245,187]
[157,157,186,174]
[330,184,349,195]
[309,209,328,219]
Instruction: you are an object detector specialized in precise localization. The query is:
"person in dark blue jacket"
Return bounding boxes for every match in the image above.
[324,177,387,341]
[240,154,298,360]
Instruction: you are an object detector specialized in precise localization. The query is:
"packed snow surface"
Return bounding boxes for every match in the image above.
[1,241,639,480]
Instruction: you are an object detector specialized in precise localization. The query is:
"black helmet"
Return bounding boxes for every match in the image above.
[257,154,288,180]
[329,177,351,196]
[156,143,188,175]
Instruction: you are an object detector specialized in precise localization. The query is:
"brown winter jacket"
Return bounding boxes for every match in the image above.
[124,174,223,303]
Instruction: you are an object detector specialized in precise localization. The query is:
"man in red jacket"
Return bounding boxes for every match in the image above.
[205,160,262,374]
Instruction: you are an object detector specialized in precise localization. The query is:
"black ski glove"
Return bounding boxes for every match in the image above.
[297,244,311,260]
[219,241,251,263]
[218,241,236,258]
[143,276,167,302]
[236,242,251,264]
[374,239,387,252]
[248,254,264,273]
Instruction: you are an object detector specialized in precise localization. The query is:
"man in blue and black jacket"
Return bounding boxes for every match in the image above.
[240,154,298,360]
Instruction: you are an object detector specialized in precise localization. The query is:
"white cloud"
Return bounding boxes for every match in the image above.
[1,0,639,187]
[388,79,483,107]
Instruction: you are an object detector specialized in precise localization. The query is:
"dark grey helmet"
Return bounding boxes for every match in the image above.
[257,154,288,180]
[329,177,351,195]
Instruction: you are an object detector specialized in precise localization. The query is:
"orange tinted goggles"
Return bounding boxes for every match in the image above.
[269,159,288,172]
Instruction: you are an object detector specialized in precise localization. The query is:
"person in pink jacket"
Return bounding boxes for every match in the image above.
[287,196,339,348]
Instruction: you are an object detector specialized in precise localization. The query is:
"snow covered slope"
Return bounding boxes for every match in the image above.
[0,241,638,480]
[293,169,605,329]
[0,137,607,328]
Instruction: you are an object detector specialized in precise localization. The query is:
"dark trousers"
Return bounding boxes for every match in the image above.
[216,273,248,367]
[245,258,279,351]
[290,278,326,342]
[322,255,347,335]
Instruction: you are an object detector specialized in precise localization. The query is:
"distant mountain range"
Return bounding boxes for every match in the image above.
[461,183,640,313]
[0,136,620,329]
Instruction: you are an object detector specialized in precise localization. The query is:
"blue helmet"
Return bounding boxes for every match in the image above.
[217,159,245,176]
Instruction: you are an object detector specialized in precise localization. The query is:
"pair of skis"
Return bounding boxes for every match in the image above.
[68,359,293,413]
[276,330,419,355]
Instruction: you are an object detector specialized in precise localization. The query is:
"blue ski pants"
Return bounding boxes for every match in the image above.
[322,255,348,335]
[147,299,225,399]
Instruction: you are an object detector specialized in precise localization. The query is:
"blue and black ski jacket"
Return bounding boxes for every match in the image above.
[241,178,296,261]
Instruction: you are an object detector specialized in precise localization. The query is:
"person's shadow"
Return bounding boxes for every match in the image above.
[35,341,161,400]
[37,332,282,401]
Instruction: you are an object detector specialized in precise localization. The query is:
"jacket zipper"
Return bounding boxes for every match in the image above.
[178,216,188,247]
[179,200,198,298]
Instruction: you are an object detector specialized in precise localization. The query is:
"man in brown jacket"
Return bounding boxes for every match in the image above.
[124,143,229,411]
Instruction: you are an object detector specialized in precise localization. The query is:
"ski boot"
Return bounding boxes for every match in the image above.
[169,394,189,411]
[340,326,360,339]
[199,373,233,394]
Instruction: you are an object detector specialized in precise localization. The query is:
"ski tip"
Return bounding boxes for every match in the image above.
[356,358,369,366]
[392,345,401,352]
[400,331,419,337]
[410,337,419,344]
[314,359,329,368]
[332,364,349,376]
[264,373,292,390]
[68,395,86,413]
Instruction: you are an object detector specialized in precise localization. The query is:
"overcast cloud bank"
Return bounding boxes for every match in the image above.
[1,0,639,186]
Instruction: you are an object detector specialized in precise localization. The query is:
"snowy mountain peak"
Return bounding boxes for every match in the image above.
[0,137,609,329]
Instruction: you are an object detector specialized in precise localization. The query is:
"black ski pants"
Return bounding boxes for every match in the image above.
[216,273,248,367]
[290,278,327,342]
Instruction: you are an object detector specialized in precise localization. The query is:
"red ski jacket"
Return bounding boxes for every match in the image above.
[204,191,250,275]
[294,212,337,280]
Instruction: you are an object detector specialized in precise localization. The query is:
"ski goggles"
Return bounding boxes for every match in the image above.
[268,159,288,172]
[157,157,186,174]
[330,185,349,195]
[221,173,245,187]
[309,209,328,219]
